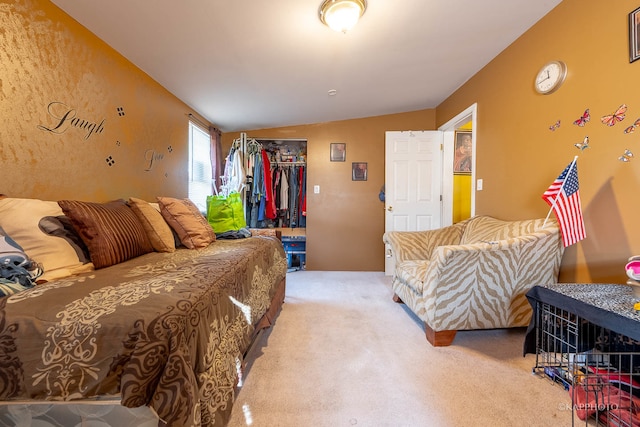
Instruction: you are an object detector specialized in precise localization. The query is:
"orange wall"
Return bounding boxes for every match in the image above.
[7,0,636,279]
[437,0,640,283]
[222,109,436,271]
[0,0,208,202]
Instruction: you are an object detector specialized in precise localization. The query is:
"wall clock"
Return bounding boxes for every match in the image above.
[534,60,567,95]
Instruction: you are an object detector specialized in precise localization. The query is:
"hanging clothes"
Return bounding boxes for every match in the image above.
[280,167,289,212]
[221,146,246,195]
[261,150,277,220]
[298,166,306,227]
[273,168,281,216]
[288,166,299,227]
[247,151,263,227]
[232,138,306,228]
[232,150,246,193]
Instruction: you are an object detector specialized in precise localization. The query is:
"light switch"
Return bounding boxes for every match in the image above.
[477,179,483,191]
[314,185,320,194]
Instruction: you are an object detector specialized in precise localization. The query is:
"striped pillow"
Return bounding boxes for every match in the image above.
[58,199,153,269]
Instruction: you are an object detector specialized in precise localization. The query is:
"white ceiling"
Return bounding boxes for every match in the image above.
[50,0,562,132]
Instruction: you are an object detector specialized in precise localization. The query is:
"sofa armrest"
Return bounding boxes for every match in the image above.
[382,222,465,264]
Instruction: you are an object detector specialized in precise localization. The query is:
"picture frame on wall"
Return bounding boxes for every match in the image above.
[630,6,640,63]
[330,143,346,162]
[352,162,367,181]
[453,131,472,174]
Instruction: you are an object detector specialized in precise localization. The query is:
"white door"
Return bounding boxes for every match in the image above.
[384,130,443,275]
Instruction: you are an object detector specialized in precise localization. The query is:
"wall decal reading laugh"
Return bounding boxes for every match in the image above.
[37,102,105,140]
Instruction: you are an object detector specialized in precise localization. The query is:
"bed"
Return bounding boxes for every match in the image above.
[0,197,287,427]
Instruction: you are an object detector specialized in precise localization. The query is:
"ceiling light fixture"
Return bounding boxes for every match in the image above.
[319,0,367,33]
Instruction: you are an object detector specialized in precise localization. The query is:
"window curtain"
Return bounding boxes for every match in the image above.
[209,126,223,193]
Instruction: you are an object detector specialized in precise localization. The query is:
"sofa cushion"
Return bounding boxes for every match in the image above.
[58,199,154,269]
[0,198,94,281]
[128,197,176,253]
[157,197,216,249]
[459,216,548,245]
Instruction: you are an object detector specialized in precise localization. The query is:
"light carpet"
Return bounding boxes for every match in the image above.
[228,271,573,427]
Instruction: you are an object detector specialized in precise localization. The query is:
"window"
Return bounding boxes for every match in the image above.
[188,121,212,213]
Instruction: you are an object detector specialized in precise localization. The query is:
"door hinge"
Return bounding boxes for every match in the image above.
[440,143,443,151]
[440,195,443,201]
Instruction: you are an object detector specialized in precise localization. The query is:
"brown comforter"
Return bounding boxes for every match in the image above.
[0,235,287,427]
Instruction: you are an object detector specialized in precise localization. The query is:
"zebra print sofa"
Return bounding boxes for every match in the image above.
[383,215,564,346]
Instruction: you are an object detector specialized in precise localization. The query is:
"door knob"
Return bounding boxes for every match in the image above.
[387,206,393,212]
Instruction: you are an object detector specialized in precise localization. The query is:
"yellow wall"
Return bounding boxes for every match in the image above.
[0,0,208,202]
[222,109,436,271]
[453,121,473,222]
[437,0,640,283]
[453,174,472,223]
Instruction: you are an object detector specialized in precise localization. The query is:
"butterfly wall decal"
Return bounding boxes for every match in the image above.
[624,118,640,134]
[601,104,627,127]
[574,136,589,151]
[549,120,561,131]
[573,109,590,127]
[619,149,634,162]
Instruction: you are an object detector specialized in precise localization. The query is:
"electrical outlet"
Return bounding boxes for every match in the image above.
[314,185,320,194]
[477,179,483,191]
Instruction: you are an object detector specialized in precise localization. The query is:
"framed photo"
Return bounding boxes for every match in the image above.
[352,162,367,181]
[453,131,472,174]
[330,143,346,162]
[630,6,640,63]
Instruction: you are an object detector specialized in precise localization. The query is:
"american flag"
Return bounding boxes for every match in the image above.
[542,161,586,247]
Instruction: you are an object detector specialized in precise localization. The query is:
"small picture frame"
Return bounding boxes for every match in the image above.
[352,162,367,181]
[630,6,640,63]
[330,143,346,162]
[453,131,472,174]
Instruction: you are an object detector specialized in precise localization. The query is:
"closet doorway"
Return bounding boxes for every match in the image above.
[254,138,307,271]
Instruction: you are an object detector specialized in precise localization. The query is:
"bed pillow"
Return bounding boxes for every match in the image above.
[149,202,183,248]
[38,215,91,263]
[58,199,153,269]
[157,197,216,249]
[128,197,176,253]
[0,198,94,281]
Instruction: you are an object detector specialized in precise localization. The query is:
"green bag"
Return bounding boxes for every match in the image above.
[206,192,247,233]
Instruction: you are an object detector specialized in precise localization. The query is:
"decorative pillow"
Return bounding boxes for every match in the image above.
[157,197,216,249]
[128,197,176,253]
[39,215,91,263]
[58,199,153,269]
[0,198,94,281]
[149,202,183,248]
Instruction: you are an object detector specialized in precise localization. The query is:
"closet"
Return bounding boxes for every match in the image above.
[226,133,307,270]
